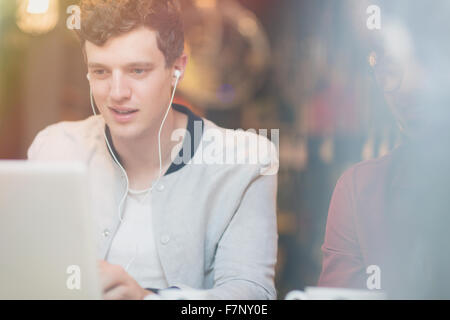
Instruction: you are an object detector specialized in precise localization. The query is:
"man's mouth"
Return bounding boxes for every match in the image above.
[109,107,139,115]
[108,106,139,123]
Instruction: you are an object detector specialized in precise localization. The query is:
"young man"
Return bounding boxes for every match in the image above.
[27,0,278,300]
[318,1,450,298]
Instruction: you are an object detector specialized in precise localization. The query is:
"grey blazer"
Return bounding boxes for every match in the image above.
[27,110,279,299]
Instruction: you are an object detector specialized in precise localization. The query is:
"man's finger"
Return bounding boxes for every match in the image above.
[103,285,128,300]
[98,262,125,292]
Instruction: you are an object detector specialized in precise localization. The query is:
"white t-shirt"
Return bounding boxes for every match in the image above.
[107,187,168,290]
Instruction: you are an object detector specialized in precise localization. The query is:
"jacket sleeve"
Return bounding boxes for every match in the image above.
[317,167,367,289]
[27,123,79,162]
[27,126,52,160]
[27,124,67,161]
[172,143,279,300]
[209,165,278,299]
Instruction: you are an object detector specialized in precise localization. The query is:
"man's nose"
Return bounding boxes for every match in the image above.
[110,72,131,102]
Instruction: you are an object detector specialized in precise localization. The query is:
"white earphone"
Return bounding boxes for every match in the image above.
[87,68,182,222]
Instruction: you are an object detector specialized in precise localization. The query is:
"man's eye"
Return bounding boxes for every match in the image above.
[93,69,106,75]
[132,69,146,75]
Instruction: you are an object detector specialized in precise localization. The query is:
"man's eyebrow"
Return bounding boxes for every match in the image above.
[87,63,108,69]
[125,62,155,68]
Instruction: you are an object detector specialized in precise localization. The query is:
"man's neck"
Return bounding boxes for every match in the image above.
[109,108,188,190]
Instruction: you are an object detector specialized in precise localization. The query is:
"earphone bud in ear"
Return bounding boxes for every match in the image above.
[174,69,181,79]
[86,73,91,81]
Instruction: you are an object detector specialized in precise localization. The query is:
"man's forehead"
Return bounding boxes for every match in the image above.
[84,27,164,66]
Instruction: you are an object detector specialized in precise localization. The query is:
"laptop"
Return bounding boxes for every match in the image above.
[0,160,102,299]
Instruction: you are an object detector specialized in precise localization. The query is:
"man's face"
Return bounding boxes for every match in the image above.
[85,27,175,140]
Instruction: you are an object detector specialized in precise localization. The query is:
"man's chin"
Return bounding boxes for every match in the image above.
[106,121,142,140]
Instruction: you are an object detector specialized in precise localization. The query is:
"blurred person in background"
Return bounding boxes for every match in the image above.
[27,0,278,300]
[318,0,450,299]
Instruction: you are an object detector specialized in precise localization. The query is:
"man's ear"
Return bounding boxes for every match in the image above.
[171,53,188,86]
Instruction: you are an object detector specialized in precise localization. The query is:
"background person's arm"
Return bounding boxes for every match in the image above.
[317,168,367,289]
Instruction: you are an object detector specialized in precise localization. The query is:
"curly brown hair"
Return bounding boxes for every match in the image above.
[76,0,184,67]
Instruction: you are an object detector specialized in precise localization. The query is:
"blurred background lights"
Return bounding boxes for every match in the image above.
[27,0,50,14]
[16,0,59,35]
[217,84,236,104]
[194,0,217,9]
[368,51,377,68]
[238,16,258,37]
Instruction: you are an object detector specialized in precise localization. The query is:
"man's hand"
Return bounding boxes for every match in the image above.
[98,260,153,300]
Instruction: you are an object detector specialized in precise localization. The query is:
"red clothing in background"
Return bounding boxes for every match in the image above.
[318,152,395,289]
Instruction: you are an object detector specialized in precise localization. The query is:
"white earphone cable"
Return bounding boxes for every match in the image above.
[157,73,180,184]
